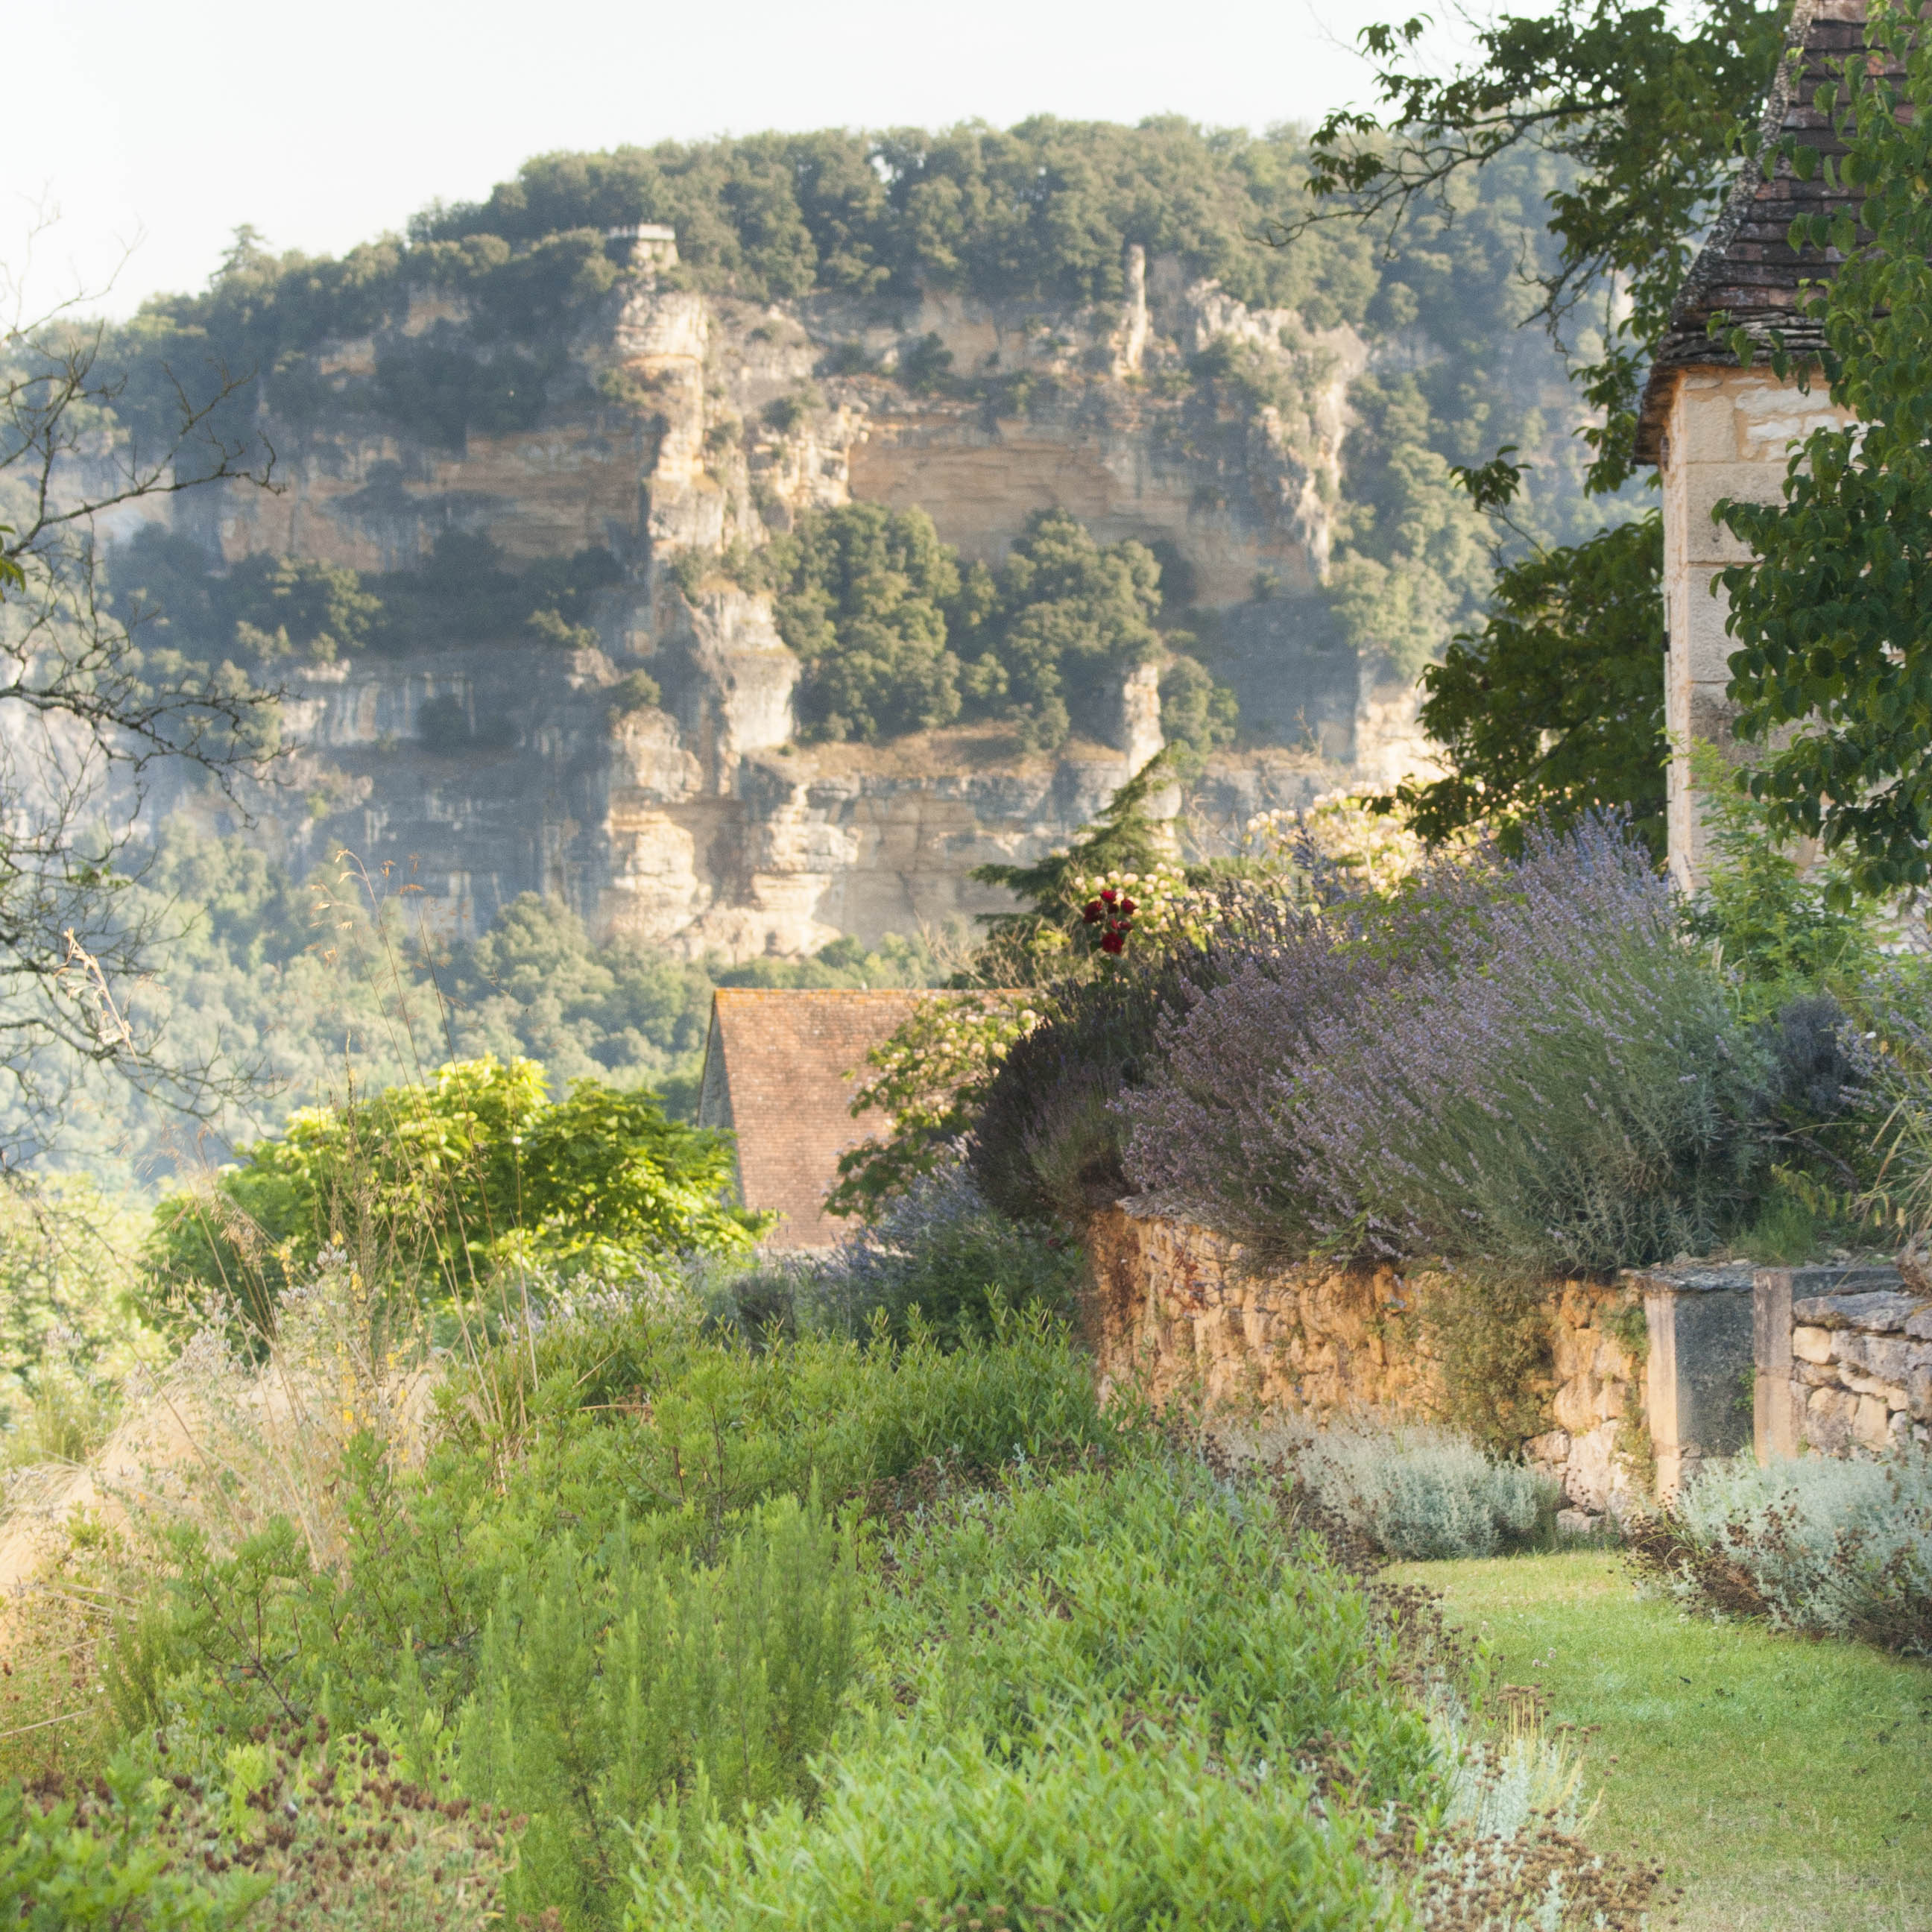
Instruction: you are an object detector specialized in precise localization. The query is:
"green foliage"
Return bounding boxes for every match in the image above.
[1679,744,1887,1017]
[111,525,620,675]
[1388,511,1666,855]
[0,1757,265,1930]
[1307,0,1788,497]
[225,555,381,666]
[970,749,1175,976]
[735,504,1166,749]
[1667,1448,1932,1655]
[964,509,1162,750]
[970,956,1193,1226]
[0,1176,153,1459]
[1326,372,1495,681]
[769,1165,1081,1346]
[116,1310,1105,1748]
[628,1455,1435,1932]
[1418,1270,1556,1453]
[414,123,1378,315]
[144,1056,756,1325]
[759,503,963,742]
[0,1720,516,1931]
[461,1492,856,1928]
[1716,3,1932,895]
[1158,652,1238,756]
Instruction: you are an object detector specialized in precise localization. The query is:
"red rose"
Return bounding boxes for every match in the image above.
[1082,898,1105,924]
[1099,888,1118,905]
[1119,897,1138,916]
[1099,929,1126,955]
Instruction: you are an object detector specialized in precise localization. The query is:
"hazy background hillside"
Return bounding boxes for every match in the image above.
[16,120,1635,1187]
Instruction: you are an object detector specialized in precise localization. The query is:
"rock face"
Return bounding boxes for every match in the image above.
[171,238,1433,954]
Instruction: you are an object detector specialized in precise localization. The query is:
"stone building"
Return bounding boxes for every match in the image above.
[1635,0,1877,888]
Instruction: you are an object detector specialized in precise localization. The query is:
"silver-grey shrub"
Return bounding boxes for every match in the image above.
[1675,1448,1932,1652]
[1124,820,1764,1272]
[1257,1415,1560,1559]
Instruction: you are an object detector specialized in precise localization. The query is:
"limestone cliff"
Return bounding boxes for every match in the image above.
[169,233,1432,954]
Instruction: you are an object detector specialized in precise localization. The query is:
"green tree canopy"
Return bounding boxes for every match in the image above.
[1304,0,1788,495]
[1297,0,1790,842]
[733,505,1197,751]
[1385,510,1665,853]
[763,504,964,742]
[147,1055,760,1328]
[962,509,1164,749]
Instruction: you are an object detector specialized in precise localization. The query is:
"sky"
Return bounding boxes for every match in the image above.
[11,0,1438,321]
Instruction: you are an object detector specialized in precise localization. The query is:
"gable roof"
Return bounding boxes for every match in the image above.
[695,988,953,1248]
[1635,0,1887,461]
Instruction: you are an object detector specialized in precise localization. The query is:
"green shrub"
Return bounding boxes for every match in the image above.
[629,1456,1433,1932]
[118,1308,1106,1744]
[797,1166,1079,1345]
[972,958,1192,1225]
[2,1720,515,1928]
[145,1056,757,1329]
[461,1491,856,1928]
[1275,1417,1560,1559]
[1418,1269,1557,1453]
[0,1757,264,1930]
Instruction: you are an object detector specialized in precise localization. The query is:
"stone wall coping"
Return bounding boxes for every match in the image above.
[1793,1289,1932,1333]
[1757,1263,1901,1298]
[1622,1263,1755,1295]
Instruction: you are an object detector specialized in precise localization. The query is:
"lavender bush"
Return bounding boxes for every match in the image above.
[1124,821,1765,1272]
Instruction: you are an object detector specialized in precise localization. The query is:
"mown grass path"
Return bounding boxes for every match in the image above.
[1386,1552,1932,1932]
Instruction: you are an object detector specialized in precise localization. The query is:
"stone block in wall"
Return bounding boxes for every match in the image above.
[1628,1264,1756,1503]
[1806,1384,1857,1455]
[1754,1264,1902,1462]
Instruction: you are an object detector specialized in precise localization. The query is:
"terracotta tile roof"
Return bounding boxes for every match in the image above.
[695,988,954,1248]
[1635,0,1894,461]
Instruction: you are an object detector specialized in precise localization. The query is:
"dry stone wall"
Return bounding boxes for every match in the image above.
[1755,1265,1932,1458]
[1085,1208,1647,1518]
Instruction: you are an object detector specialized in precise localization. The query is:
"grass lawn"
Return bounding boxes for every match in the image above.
[1387,1551,1932,1932]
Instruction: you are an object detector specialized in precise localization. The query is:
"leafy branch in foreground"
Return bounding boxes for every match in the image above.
[1380,509,1665,853]
[0,258,280,1156]
[1296,0,1789,493]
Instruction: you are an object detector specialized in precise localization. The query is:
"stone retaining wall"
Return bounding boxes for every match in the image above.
[1089,1211,1932,1522]
[1085,1208,1646,1515]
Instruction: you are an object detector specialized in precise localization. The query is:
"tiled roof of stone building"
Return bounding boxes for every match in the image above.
[1635,0,1892,461]
[695,988,955,1248]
